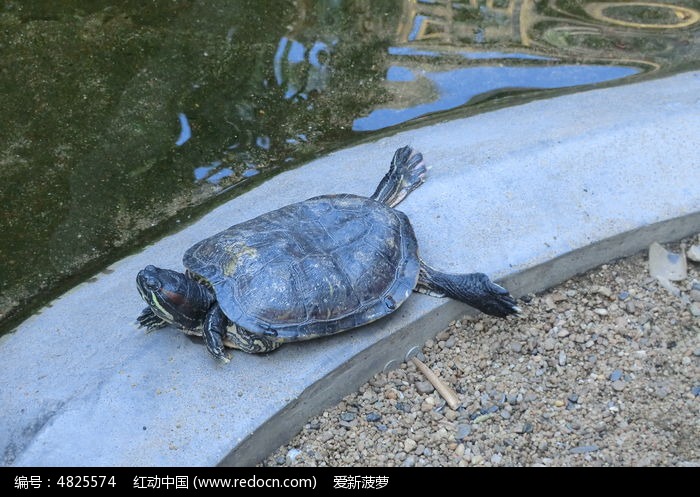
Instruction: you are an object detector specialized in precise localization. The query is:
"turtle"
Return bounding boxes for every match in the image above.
[136,146,519,363]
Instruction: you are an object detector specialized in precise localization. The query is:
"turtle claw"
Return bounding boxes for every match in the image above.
[137,306,168,332]
[418,268,522,318]
[205,339,231,364]
[203,304,233,364]
[481,280,521,317]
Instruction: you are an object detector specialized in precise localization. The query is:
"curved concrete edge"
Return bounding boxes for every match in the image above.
[224,212,700,465]
[1,71,698,466]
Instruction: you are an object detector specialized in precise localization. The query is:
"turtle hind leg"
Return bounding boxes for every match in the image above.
[371,146,427,207]
[417,261,521,318]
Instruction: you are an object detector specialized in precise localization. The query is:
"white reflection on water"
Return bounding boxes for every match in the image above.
[354,63,640,132]
[175,113,191,146]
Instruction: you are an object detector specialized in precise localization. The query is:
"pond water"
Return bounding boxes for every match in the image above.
[1,0,699,334]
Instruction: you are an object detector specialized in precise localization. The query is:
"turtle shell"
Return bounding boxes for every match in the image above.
[183,194,420,342]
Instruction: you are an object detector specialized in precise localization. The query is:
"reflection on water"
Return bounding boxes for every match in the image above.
[1,0,699,333]
[175,113,192,147]
[354,64,640,131]
[274,36,334,100]
[583,2,700,29]
[356,0,697,129]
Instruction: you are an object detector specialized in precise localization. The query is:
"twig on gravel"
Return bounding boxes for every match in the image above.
[411,357,460,410]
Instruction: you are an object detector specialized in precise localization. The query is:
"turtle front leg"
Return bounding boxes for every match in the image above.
[224,324,282,355]
[137,306,169,332]
[203,304,232,363]
[204,304,281,363]
[417,261,521,317]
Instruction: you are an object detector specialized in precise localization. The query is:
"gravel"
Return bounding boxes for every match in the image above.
[263,238,700,467]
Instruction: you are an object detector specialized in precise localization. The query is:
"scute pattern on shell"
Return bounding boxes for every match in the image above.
[183,194,420,341]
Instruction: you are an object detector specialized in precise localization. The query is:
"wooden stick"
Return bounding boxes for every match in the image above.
[411,357,460,410]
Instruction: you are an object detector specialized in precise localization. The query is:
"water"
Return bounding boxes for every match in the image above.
[1,0,699,334]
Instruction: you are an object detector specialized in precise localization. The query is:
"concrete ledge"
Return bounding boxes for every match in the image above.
[2,72,699,466]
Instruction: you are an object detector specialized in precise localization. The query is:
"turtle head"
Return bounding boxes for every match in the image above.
[136,265,213,330]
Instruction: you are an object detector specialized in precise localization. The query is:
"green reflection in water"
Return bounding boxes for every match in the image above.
[1,0,698,334]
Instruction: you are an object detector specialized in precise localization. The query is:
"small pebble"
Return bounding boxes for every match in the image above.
[687,244,700,262]
[286,448,301,462]
[596,286,612,298]
[444,408,458,421]
[551,292,568,302]
[516,423,533,434]
[558,351,567,366]
[691,386,700,397]
[689,303,700,317]
[365,412,381,422]
[416,381,435,394]
[340,412,355,422]
[569,445,600,454]
[655,386,670,399]
[404,438,417,452]
[612,380,626,392]
[473,413,494,423]
[609,369,623,382]
[455,424,472,440]
[436,330,450,341]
